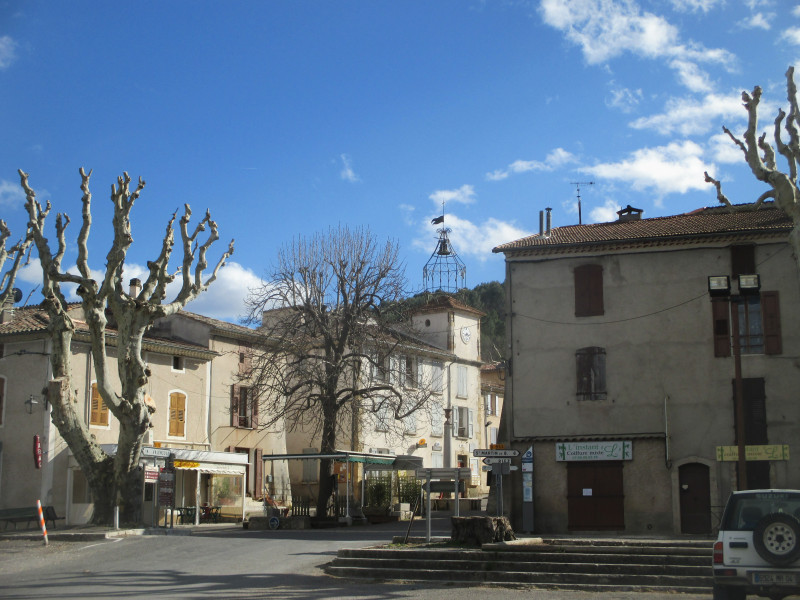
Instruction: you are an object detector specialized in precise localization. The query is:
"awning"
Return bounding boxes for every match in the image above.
[261,450,398,465]
[173,461,246,475]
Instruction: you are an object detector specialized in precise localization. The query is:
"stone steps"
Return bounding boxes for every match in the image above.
[324,538,713,593]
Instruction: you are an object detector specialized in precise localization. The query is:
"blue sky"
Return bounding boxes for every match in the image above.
[1,1,799,321]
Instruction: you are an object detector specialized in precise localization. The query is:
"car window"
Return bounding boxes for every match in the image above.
[723,493,800,530]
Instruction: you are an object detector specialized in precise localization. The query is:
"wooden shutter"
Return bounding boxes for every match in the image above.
[762,291,782,355]
[574,264,604,317]
[251,388,258,428]
[230,385,239,427]
[711,299,731,358]
[169,392,186,437]
[90,383,109,426]
[254,448,263,499]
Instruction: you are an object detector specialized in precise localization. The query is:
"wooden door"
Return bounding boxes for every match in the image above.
[567,461,624,530]
[679,463,711,534]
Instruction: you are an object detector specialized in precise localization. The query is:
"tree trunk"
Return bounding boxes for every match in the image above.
[316,404,338,517]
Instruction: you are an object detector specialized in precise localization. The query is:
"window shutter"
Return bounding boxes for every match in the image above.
[251,389,259,427]
[452,406,459,436]
[90,384,100,425]
[762,291,782,355]
[468,409,474,438]
[574,264,604,317]
[230,385,239,427]
[711,299,731,358]
[254,448,263,498]
[170,392,186,437]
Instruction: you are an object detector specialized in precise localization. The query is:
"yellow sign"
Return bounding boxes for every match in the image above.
[173,460,200,469]
[490,443,505,450]
[715,445,790,462]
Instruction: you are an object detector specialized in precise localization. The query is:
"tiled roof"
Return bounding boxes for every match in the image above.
[493,203,793,254]
[178,311,258,338]
[0,304,215,356]
[412,294,486,318]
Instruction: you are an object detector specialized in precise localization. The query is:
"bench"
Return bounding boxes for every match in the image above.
[0,506,63,530]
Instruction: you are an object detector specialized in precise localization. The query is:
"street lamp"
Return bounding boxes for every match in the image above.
[708,273,761,490]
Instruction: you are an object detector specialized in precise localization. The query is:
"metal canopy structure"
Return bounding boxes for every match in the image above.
[423,225,466,294]
[262,451,424,523]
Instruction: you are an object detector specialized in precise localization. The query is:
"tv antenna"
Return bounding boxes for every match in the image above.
[570,181,594,225]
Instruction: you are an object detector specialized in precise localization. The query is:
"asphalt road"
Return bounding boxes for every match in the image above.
[0,520,716,600]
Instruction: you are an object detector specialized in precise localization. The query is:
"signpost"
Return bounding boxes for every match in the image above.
[474,449,520,518]
[473,449,519,458]
[415,467,472,542]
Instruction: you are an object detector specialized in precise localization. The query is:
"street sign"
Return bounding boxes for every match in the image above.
[415,467,471,480]
[473,449,519,458]
[141,446,172,459]
[483,457,512,465]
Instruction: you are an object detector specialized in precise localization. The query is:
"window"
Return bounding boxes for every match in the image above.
[452,406,473,438]
[90,383,109,427]
[576,347,606,401]
[231,385,256,428]
[431,361,443,393]
[172,356,184,372]
[711,292,781,357]
[485,393,494,415]
[431,452,443,468]
[403,412,417,434]
[456,365,468,398]
[574,264,604,317]
[490,427,498,445]
[731,245,756,278]
[431,405,443,436]
[401,356,417,388]
[375,402,391,432]
[168,391,186,437]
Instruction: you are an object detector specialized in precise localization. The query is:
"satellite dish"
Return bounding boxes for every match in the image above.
[12,288,22,303]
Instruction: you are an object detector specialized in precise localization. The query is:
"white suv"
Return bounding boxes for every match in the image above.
[713,489,800,600]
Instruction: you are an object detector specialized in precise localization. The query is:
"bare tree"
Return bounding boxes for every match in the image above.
[18,168,233,524]
[0,219,32,305]
[244,225,433,516]
[705,66,800,267]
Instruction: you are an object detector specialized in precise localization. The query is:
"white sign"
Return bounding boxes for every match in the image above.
[141,446,172,458]
[473,449,520,457]
[483,457,512,465]
[555,441,632,462]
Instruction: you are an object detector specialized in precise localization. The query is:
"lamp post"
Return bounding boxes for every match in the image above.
[708,274,761,491]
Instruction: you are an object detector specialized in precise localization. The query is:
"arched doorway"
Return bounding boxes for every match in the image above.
[679,463,711,534]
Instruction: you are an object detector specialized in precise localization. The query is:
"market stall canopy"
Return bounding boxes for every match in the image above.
[261,450,421,470]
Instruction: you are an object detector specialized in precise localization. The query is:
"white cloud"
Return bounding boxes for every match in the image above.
[606,86,643,113]
[739,12,773,30]
[15,260,259,323]
[413,213,532,261]
[669,59,712,93]
[589,199,622,223]
[629,92,745,136]
[0,180,25,207]
[539,0,736,90]
[580,140,714,198]
[708,132,745,164]
[339,154,360,183]
[486,147,576,181]
[429,184,476,206]
[669,0,722,12]
[0,36,17,70]
[781,26,800,46]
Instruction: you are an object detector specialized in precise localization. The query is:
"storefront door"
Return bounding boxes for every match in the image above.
[567,461,624,530]
[679,463,711,534]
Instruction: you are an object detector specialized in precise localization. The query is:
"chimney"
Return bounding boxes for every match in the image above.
[616,205,643,222]
[545,207,552,237]
[0,303,13,324]
[129,278,142,298]
[539,211,544,236]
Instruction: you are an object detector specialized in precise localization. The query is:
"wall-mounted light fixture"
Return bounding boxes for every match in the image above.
[25,395,39,414]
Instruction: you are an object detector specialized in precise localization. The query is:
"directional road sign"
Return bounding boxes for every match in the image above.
[473,449,520,458]
[483,457,512,465]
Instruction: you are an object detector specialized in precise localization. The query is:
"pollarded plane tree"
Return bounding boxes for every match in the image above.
[705,66,800,267]
[243,225,436,517]
[18,169,233,524]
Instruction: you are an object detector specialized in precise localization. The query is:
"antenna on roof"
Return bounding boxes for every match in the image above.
[570,181,594,225]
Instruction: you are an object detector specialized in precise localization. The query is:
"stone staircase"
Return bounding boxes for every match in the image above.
[325,537,714,593]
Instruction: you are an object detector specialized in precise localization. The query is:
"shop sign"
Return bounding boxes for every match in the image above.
[174,460,200,469]
[716,445,789,462]
[144,466,160,483]
[158,468,175,507]
[555,441,632,462]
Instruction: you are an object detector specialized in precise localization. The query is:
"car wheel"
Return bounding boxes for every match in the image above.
[712,583,746,600]
[753,513,800,566]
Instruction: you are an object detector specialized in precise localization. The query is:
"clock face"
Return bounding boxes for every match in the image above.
[460,327,471,343]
